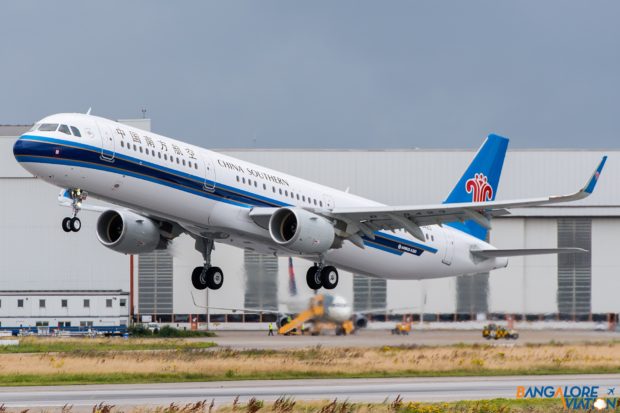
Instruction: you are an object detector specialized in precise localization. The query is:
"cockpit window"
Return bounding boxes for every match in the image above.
[70,126,81,137]
[58,124,71,135]
[28,123,40,132]
[38,123,59,131]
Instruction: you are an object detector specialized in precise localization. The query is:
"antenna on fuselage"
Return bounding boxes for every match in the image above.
[86,107,92,115]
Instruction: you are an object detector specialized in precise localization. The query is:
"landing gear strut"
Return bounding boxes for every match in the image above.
[62,189,86,233]
[306,262,339,290]
[192,237,224,290]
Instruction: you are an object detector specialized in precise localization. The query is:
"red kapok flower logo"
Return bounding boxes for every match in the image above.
[466,173,493,202]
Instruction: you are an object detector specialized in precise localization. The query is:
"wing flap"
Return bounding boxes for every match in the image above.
[471,248,587,258]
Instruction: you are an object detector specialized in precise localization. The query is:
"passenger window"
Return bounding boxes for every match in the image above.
[164,154,168,160]
[285,190,288,196]
[236,176,240,182]
[39,123,59,131]
[139,147,143,153]
[313,199,317,205]
[242,177,246,184]
[302,195,306,202]
[263,183,266,190]
[272,186,275,193]
[120,141,124,148]
[254,181,257,187]
[296,194,300,200]
[133,144,137,151]
[158,152,161,159]
[70,126,81,137]
[319,201,323,207]
[194,163,198,169]
[182,159,186,166]
[279,189,282,195]
[176,158,179,164]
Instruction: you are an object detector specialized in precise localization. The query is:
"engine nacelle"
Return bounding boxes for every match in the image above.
[354,315,368,329]
[268,207,335,254]
[96,209,162,254]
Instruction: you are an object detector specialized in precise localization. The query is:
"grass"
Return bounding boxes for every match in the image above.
[0,337,217,353]
[1,339,620,386]
[1,366,620,387]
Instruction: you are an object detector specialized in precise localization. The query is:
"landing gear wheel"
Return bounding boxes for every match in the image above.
[191,267,208,290]
[69,217,81,232]
[306,266,322,290]
[205,267,224,290]
[320,266,339,289]
[62,217,72,233]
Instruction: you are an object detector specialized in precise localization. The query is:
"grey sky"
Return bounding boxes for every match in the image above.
[1,1,618,148]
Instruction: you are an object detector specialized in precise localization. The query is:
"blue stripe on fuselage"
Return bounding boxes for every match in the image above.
[14,135,437,256]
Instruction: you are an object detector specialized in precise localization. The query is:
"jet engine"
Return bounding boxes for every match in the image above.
[354,315,368,329]
[96,209,162,254]
[268,207,335,254]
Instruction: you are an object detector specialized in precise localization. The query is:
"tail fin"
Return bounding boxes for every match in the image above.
[444,134,509,240]
[288,257,298,297]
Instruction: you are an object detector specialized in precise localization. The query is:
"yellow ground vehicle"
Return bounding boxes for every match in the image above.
[482,323,519,340]
[391,322,412,335]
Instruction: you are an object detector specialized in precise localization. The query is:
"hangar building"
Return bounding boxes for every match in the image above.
[1,120,617,327]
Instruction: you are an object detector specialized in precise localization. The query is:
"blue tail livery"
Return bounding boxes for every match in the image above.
[444,134,509,240]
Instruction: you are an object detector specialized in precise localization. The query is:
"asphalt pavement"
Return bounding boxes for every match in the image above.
[1,374,618,409]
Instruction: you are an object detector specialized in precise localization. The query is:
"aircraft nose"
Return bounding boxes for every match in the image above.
[13,136,26,160]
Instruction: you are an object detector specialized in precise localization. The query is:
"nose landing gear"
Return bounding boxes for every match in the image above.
[192,237,224,290]
[62,189,87,233]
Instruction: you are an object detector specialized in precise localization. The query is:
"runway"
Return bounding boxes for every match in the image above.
[1,374,619,409]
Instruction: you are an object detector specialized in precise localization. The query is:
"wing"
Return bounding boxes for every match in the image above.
[328,156,607,243]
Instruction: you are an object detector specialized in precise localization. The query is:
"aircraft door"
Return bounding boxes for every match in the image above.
[97,122,115,162]
[202,155,216,192]
[441,227,455,265]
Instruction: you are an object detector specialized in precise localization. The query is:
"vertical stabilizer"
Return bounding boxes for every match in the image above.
[288,257,298,297]
[444,134,509,240]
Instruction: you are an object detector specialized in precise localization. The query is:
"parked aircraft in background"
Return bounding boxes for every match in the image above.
[13,113,606,292]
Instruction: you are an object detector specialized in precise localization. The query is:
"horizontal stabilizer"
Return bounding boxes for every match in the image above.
[471,248,587,258]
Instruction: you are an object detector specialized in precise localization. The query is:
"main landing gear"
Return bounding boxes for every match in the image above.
[306,264,339,290]
[192,237,224,290]
[62,189,87,233]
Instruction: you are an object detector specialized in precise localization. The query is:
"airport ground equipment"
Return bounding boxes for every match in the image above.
[278,295,355,336]
[482,323,519,340]
[278,295,326,335]
[391,321,412,335]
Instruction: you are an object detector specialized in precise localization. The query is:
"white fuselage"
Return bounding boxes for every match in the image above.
[13,113,508,280]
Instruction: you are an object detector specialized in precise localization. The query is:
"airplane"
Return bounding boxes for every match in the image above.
[12,113,607,293]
